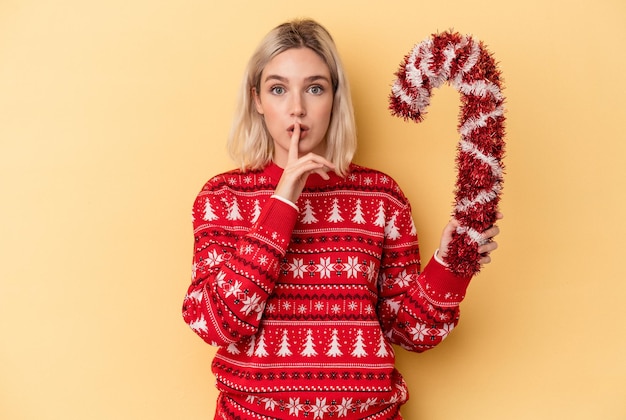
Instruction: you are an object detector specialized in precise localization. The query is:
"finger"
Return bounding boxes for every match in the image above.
[482,224,500,240]
[442,218,459,234]
[299,152,337,174]
[311,167,330,180]
[288,123,301,163]
[478,240,498,255]
[443,218,459,238]
[297,160,329,178]
[478,254,492,265]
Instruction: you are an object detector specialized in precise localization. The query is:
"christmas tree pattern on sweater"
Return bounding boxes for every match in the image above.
[183,163,471,419]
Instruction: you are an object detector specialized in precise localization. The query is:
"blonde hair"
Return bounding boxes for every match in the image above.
[227,19,357,176]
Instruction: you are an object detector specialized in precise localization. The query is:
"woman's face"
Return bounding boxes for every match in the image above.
[254,47,334,167]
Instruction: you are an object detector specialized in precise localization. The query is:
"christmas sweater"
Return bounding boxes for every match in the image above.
[182,162,472,419]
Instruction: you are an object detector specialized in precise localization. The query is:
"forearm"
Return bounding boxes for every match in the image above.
[182,197,298,346]
[381,256,472,352]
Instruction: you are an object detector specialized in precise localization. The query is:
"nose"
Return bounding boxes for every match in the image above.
[291,93,306,117]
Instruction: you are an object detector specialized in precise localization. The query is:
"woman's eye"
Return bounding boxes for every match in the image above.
[270,86,285,95]
[308,85,324,95]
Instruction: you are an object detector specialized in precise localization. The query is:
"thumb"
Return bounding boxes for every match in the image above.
[438,218,460,258]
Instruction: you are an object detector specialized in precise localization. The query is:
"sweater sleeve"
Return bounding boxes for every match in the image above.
[376,197,472,353]
[182,184,298,346]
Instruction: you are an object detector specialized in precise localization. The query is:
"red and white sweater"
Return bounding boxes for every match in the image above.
[182,162,472,419]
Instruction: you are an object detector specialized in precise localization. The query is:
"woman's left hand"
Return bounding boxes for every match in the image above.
[437,212,503,265]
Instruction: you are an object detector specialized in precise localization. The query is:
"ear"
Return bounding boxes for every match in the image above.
[252,87,264,115]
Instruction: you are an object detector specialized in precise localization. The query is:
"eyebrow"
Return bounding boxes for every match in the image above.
[263,74,331,84]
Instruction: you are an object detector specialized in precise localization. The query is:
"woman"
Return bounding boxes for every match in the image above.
[182,18,500,419]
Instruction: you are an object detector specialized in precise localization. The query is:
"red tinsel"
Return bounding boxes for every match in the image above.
[389,31,506,276]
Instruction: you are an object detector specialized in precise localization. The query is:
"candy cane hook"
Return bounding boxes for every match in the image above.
[389,31,506,276]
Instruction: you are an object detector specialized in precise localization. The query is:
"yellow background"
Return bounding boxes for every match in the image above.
[1,0,625,419]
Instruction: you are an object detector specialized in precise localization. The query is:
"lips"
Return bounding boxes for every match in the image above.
[287,124,310,139]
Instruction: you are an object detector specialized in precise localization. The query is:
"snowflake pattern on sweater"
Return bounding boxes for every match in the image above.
[182,163,472,419]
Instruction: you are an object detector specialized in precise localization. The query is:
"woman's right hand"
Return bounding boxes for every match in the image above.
[273,123,337,204]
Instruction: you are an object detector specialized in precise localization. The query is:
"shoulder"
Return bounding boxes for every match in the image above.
[191,167,275,220]
[199,168,245,192]
[198,166,275,194]
[345,163,408,199]
[347,163,396,181]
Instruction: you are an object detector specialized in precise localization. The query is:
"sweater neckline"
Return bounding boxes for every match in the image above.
[266,162,346,188]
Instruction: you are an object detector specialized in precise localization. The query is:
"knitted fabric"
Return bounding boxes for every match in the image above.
[182,162,472,419]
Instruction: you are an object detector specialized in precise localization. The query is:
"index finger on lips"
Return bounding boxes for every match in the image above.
[288,123,301,163]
